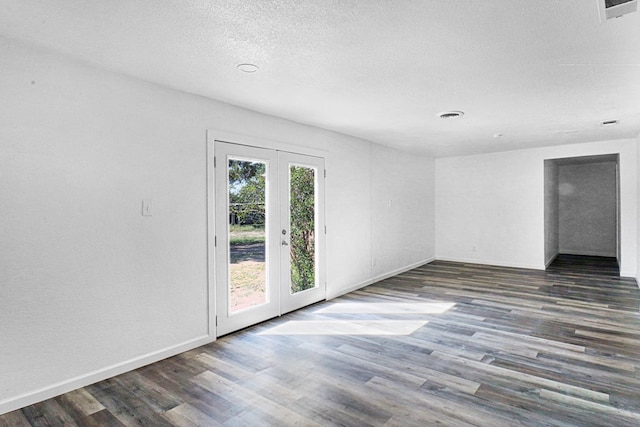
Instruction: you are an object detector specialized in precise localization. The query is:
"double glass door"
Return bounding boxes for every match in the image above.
[214,142,325,336]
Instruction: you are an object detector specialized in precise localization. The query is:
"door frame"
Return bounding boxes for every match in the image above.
[543,153,620,271]
[206,130,328,338]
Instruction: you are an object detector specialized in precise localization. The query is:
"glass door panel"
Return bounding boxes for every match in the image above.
[289,164,317,294]
[279,152,325,315]
[228,159,268,313]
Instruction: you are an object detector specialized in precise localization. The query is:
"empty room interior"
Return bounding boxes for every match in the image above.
[2,1,640,426]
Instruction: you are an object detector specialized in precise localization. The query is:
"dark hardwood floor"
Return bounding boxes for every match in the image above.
[547,254,620,277]
[2,258,640,426]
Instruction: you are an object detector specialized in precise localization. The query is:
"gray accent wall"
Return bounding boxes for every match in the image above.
[558,161,617,257]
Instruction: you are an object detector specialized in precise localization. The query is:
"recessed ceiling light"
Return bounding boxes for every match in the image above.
[237,63,259,73]
[437,111,464,119]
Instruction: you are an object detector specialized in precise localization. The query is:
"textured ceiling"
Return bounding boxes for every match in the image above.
[1,0,639,156]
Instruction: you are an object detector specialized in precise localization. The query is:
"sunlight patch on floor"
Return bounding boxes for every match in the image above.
[314,302,456,314]
[258,320,429,336]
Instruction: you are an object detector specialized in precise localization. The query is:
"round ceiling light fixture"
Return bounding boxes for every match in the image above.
[237,63,259,73]
[438,111,464,119]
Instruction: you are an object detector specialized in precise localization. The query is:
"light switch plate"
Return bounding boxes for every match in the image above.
[142,199,153,217]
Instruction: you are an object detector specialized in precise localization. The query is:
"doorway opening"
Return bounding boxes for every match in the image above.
[544,154,620,275]
[212,141,326,336]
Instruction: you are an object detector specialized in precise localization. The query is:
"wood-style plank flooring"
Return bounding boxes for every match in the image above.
[2,258,640,426]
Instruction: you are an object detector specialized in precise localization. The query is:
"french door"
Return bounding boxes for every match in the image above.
[214,141,325,336]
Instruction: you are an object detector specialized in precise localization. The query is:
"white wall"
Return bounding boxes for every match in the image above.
[544,160,559,266]
[436,139,637,275]
[637,134,640,285]
[558,162,617,257]
[370,145,435,280]
[0,37,435,413]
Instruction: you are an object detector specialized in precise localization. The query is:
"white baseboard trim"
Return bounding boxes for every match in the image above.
[0,334,215,416]
[326,257,436,300]
[436,256,545,271]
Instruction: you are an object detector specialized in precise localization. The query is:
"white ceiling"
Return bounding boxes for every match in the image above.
[1,0,639,156]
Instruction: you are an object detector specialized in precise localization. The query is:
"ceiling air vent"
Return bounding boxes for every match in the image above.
[598,0,638,21]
